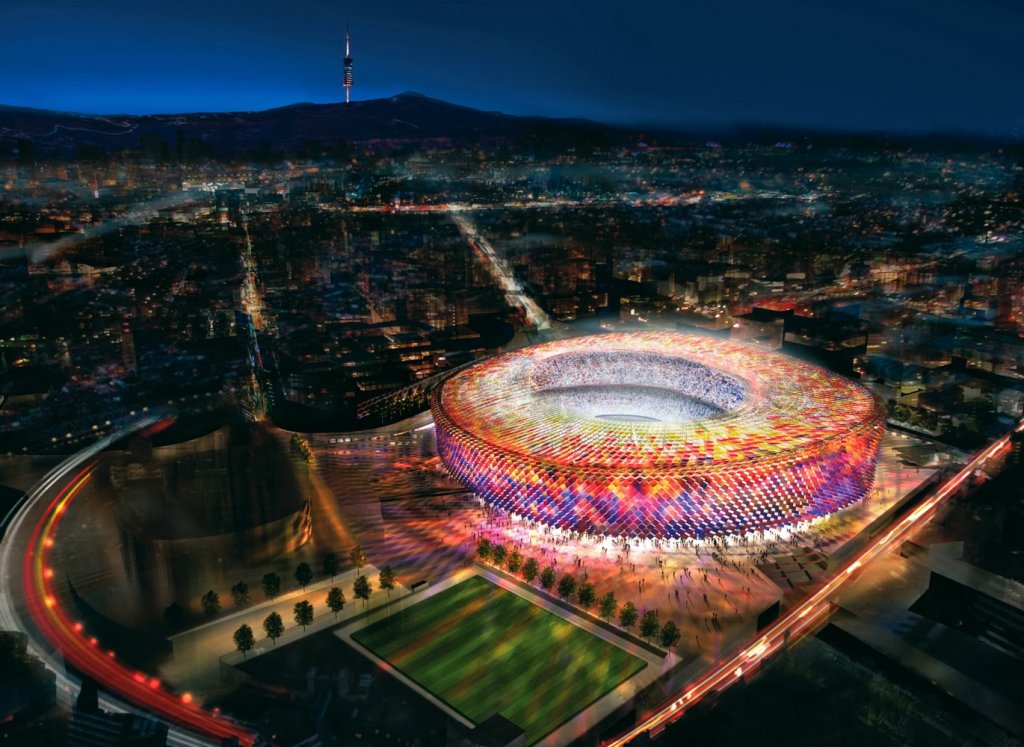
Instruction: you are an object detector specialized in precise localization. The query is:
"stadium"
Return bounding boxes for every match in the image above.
[431,332,887,540]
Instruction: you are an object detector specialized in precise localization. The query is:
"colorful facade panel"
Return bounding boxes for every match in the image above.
[432,332,886,539]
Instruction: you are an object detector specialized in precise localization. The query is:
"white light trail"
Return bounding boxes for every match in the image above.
[450,212,551,331]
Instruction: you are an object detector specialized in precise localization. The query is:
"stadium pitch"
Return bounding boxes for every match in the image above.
[352,575,647,743]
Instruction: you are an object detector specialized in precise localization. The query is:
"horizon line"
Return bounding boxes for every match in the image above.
[1,92,1020,144]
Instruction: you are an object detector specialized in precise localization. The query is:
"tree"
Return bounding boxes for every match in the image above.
[322,552,341,580]
[491,544,507,568]
[294,562,314,590]
[163,602,185,630]
[233,624,255,658]
[619,601,638,631]
[378,566,397,600]
[326,587,346,618]
[261,572,281,599]
[476,538,492,562]
[230,581,250,608]
[640,610,660,642]
[660,620,682,650]
[577,582,596,611]
[349,545,367,575]
[200,590,220,617]
[539,566,556,592]
[507,550,523,574]
[294,600,314,630]
[353,574,372,608]
[557,573,577,601]
[263,612,284,645]
[598,592,617,622]
[523,557,540,584]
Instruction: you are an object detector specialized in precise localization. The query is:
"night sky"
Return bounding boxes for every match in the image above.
[5,0,1023,136]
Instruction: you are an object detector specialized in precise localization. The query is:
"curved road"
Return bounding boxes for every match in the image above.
[7,412,1018,747]
[0,416,257,747]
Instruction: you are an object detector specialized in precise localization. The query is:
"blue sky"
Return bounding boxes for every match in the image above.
[4,0,1022,136]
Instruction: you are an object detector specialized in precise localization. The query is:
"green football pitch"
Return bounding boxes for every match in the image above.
[352,575,647,744]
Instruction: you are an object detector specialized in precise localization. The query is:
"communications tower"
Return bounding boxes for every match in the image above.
[343,24,354,104]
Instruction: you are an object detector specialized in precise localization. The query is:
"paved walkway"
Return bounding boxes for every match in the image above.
[162,565,409,694]
[297,425,945,744]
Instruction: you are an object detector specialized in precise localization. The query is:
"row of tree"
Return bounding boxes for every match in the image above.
[477,539,681,649]
[290,433,315,463]
[231,566,399,657]
[164,547,371,628]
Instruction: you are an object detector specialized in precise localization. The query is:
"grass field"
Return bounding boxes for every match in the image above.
[352,575,647,744]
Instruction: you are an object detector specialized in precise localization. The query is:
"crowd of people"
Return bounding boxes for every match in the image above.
[455,502,836,657]
[537,384,725,423]
[527,351,746,417]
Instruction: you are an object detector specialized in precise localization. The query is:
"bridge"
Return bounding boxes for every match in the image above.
[355,357,488,424]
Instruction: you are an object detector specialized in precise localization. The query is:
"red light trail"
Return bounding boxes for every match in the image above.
[603,423,1019,745]
[11,414,1016,747]
[21,462,258,746]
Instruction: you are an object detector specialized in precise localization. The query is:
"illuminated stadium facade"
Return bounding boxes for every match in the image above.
[431,332,887,540]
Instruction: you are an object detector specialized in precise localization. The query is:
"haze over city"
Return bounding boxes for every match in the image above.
[1,3,1023,747]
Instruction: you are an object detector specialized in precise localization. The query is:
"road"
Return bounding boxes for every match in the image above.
[450,212,553,331]
[0,415,257,747]
[603,421,1021,745]
[5,409,1006,747]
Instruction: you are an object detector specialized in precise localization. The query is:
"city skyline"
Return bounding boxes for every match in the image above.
[2,5,1023,747]
[3,106,1023,747]
[4,0,1023,137]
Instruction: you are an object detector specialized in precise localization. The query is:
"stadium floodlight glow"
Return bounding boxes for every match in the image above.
[431,332,886,540]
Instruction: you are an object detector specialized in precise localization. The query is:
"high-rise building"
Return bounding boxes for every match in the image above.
[343,24,354,104]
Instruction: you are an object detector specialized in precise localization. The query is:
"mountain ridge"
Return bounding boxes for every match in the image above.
[0,92,618,157]
[1,93,1017,158]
